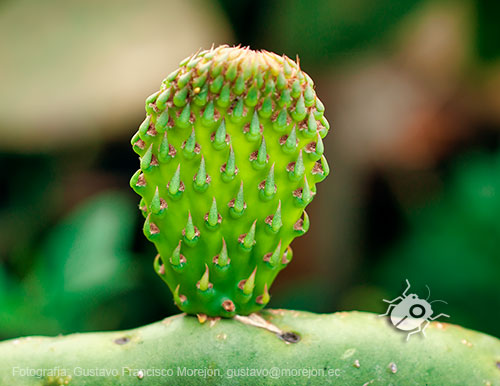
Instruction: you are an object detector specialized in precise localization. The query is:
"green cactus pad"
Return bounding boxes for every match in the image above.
[1,310,499,385]
[130,45,330,317]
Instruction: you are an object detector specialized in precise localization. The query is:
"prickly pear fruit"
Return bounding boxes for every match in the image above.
[130,45,330,317]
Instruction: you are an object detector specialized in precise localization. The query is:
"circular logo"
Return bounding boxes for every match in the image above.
[409,304,425,318]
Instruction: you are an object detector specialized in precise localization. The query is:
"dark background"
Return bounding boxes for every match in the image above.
[1,0,499,339]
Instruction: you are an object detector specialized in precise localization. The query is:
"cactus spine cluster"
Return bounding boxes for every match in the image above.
[130,45,330,317]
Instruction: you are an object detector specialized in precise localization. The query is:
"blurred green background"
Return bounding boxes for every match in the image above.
[1,0,499,339]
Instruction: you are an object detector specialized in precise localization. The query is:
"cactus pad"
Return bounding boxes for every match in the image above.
[130,45,330,317]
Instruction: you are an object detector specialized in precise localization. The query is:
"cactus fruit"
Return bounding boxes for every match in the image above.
[130,45,330,317]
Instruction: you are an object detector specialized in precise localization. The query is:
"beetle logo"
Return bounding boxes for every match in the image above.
[379,279,449,341]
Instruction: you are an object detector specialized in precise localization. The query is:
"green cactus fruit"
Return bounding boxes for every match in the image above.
[130,45,330,317]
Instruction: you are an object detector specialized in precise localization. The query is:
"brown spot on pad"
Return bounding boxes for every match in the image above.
[193,173,212,184]
[135,139,146,149]
[149,223,160,234]
[210,131,230,144]
[146,124,157,137]
[305,142,316,153]
[222,300,235,312]
[205,212,222,225]
[294,218,304,231]
[279,331,300,343]
[220,163,239,175]
[182,226,200,238]
[114,337,130,345]
[212,254,229,265]
[238,279,247,290]
[168,144,177,158]
[312,161,323,174]
[136,173,147,187]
